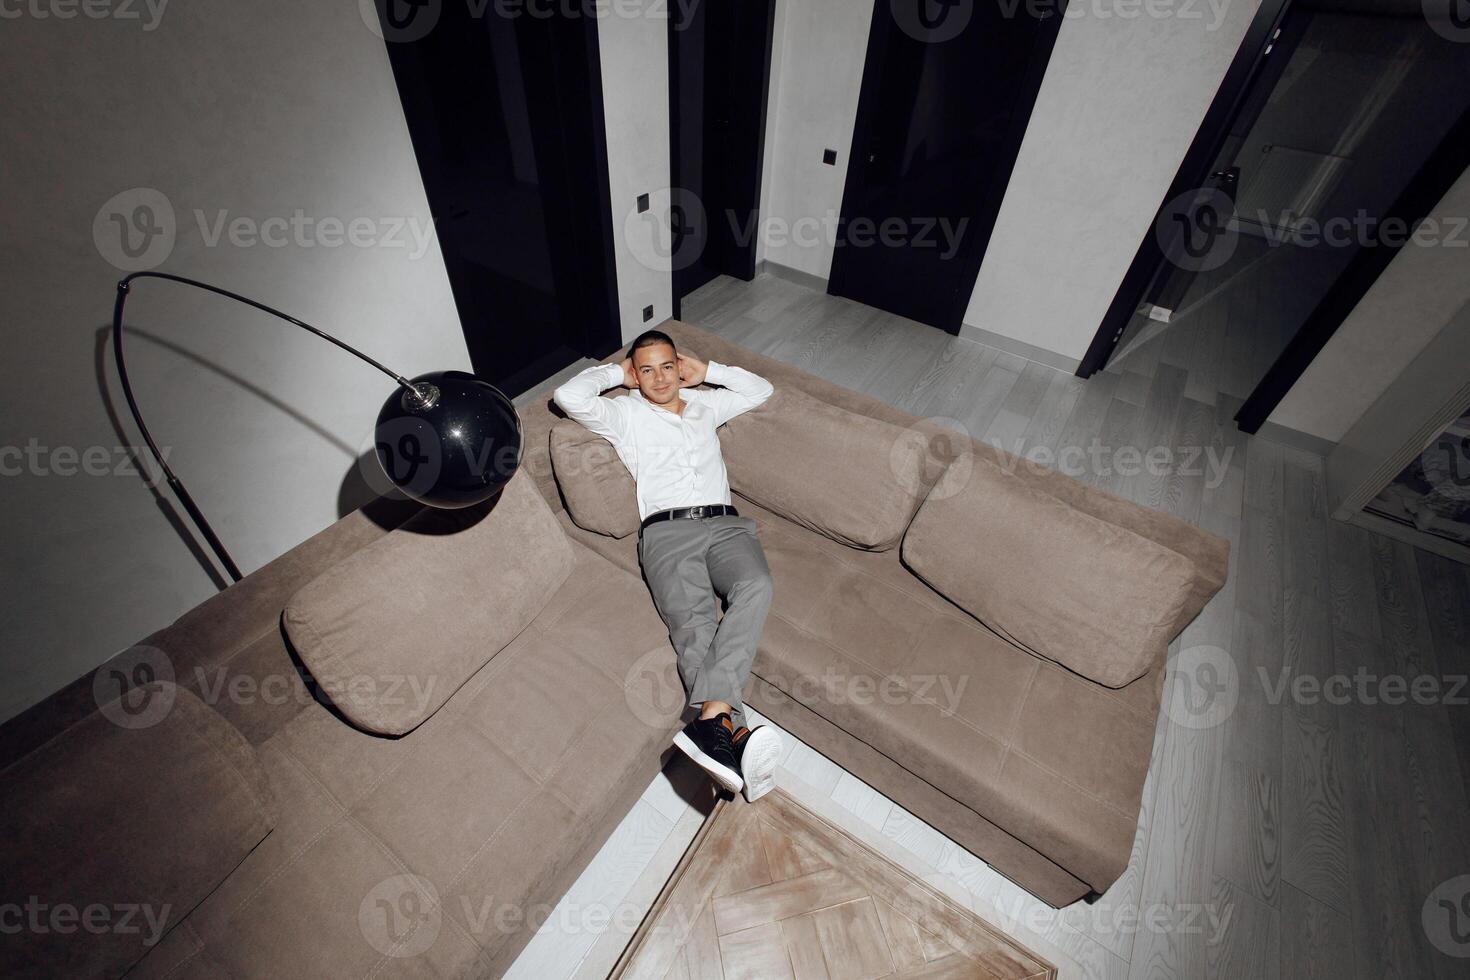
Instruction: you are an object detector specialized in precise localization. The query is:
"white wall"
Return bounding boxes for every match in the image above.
[1270,165,1470,443]
[599,1,674,338]
[759,0,877,279]
[963,1,1261,361]
[0,0,469,722]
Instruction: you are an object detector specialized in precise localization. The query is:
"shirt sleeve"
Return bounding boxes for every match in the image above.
[552,362,631,448]
[702,360,775,427]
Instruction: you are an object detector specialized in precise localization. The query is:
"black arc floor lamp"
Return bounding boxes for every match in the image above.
[111,271,523,584]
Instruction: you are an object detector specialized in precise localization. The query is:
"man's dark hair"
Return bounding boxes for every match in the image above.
[629,329,677,361]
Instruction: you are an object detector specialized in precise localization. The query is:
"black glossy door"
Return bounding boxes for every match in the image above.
[371,0,622,396]
[669,0,776,315]
[829,1,1066,333]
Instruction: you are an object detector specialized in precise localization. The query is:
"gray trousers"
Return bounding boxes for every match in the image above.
[638,513,773,729]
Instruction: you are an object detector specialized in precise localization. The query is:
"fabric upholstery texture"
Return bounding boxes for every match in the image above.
[123,540,681,979]
[0,683,277,978]
[902,451,1199,688]
[543,320,1230,902]
[283,469,575,736]
[715,384,950,551]
[1,317,1234,976]
[549,415,640,538]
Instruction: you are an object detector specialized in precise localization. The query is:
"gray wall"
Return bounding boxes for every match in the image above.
[962,0,1261,361]
[599,0,674,339]
[1271,165,1470,442]
[0,0,470,722]
[758,0,877,278]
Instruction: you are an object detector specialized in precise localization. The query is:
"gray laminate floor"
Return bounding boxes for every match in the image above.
[509,271,1470,980]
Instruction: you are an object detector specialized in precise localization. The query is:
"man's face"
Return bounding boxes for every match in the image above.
[633,343,680,408]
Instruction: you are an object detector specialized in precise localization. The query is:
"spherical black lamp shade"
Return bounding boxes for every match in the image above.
[374,371,523,508]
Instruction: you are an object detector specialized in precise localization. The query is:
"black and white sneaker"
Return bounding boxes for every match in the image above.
[673,713,744,795]
[731,724,782,802]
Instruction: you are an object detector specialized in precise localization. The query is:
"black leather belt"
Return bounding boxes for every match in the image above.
[640,504,739,533]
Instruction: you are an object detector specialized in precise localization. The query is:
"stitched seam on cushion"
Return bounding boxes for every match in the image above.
[277,736,351,814]
[757,612,1005,752]
[177,695,275,820]
[442,790,545,898]
[761,512,1159,718]
[758,610,1137,819]
[153,920,207,980]
[443,695,633,898]
[349,813,482,977]
[224,749,351,919]
[1008,747,1136,821]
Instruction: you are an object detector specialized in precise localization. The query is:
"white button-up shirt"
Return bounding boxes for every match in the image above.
[553,360,775,521]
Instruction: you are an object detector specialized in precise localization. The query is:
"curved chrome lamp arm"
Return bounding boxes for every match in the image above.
[110,271,424,584]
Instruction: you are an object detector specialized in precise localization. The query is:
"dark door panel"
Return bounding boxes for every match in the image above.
[371,0,622,393]
[830,1,1066,332]
[670,0,776,314]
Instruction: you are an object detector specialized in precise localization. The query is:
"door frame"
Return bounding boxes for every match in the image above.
[1234,104,1470,431]
[828,0,1070,335]
[1077,0,1294,379]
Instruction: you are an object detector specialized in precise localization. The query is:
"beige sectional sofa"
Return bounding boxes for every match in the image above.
[533,321,1229,908]
[0,319,1226,977]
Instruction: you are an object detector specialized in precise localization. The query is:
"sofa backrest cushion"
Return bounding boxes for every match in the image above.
[901,452,1198,688]
[717,385,950,551]
[0,682,276,977]
[283,469,575,735]
[549,416,640,538]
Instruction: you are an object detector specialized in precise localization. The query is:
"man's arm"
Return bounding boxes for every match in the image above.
[552,363,631,447]
[702,360,774,427]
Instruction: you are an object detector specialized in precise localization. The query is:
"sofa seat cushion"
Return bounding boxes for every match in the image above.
[549,416,641,538]
[902,452,1199,688]
[129,540,685,980]
[0,683,277,978]
[734,498,1160,891]
[716,385,954,551]
[283,469,575,736]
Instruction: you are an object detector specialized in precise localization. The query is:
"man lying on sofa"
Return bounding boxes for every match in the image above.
[553,329,783,802]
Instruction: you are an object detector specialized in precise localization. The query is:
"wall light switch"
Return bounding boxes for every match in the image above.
[822,149,837,165]
[642,305,654,322]
[637,193,649,213]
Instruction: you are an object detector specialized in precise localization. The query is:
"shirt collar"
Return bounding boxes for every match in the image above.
[629,387,700,418]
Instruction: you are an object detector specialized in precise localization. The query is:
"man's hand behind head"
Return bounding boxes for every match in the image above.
[677,352,708,388]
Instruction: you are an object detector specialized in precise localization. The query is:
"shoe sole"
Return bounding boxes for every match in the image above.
[673,731,744,795]
[739,727,782,803]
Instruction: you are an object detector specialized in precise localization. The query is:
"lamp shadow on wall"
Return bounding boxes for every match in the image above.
[93,324,414,588]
